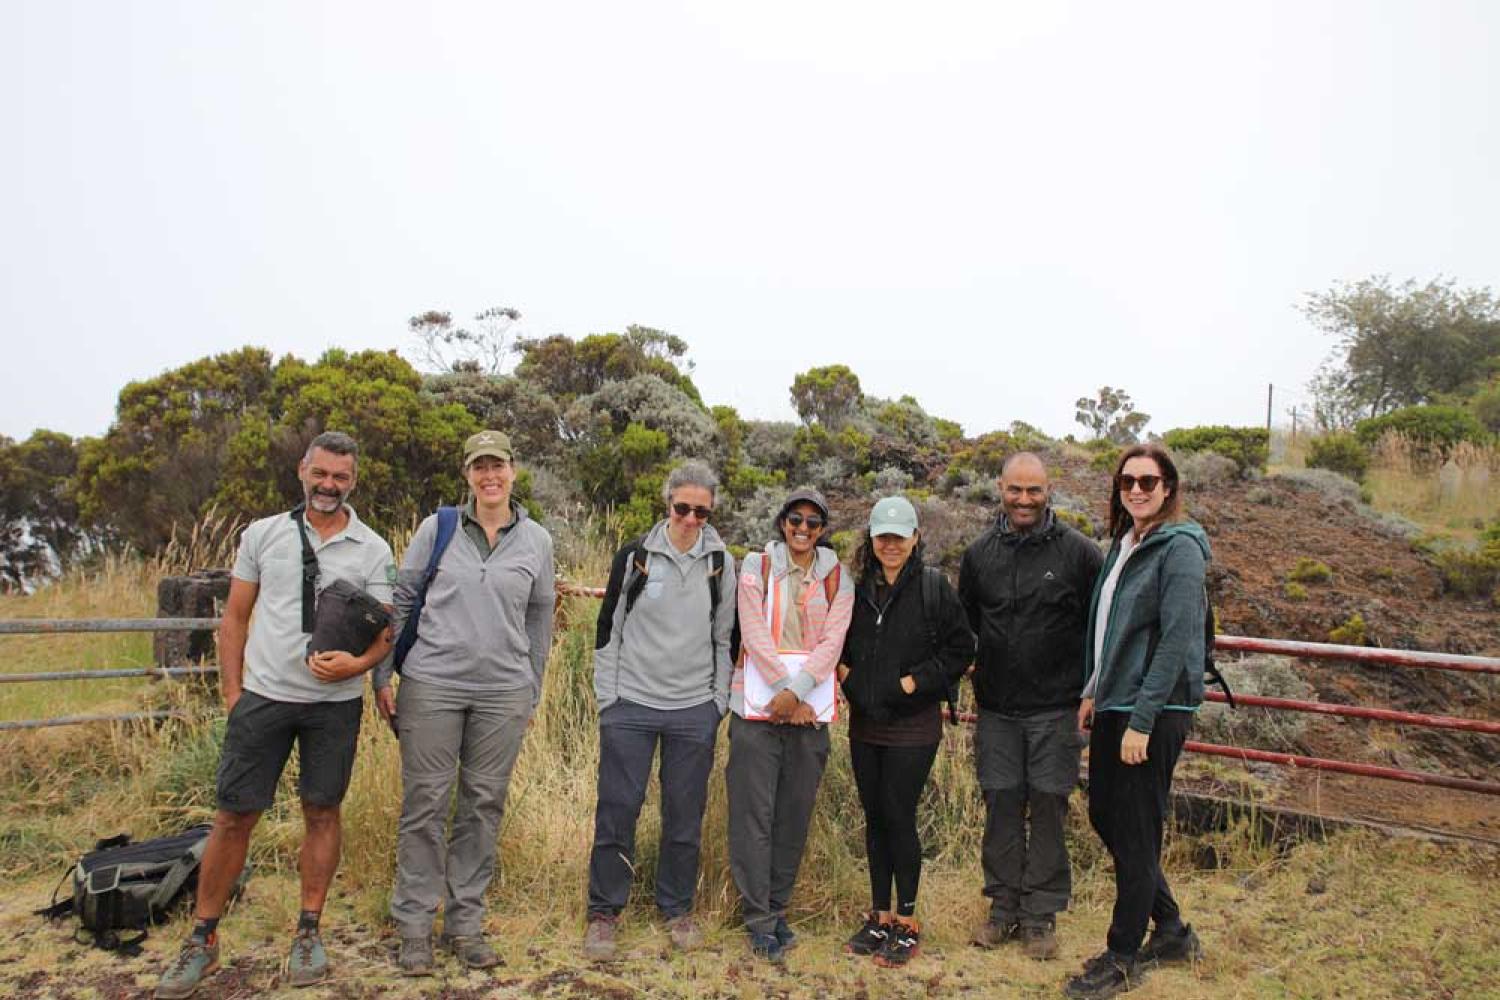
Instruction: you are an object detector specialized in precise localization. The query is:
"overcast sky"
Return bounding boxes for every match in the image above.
[4,1,1497,444]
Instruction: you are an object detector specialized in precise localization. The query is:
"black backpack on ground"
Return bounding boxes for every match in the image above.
[36,823,232,955]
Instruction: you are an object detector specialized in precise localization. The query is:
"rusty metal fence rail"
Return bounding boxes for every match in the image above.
[3,602,1498,797]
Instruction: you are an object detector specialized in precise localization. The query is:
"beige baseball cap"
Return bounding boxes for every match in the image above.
[463,429,514,465]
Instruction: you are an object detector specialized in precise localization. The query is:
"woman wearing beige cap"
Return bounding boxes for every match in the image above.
[838,496,974,968]
[374,430,556,976]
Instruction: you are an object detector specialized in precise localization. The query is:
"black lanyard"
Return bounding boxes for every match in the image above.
[289,505,320,634]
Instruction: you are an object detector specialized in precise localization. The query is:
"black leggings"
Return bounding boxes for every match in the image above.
[849,739,939,916]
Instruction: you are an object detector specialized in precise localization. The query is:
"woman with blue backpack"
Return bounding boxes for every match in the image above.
[1066,443,1209,1000]
[373,429,556,977]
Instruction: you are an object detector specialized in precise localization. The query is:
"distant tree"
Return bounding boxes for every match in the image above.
[1075,386,1150,444]
[1302,276,1500,426]
[406,306,521,375]
[422,370,563,463]
[74,348,477,551]
[790,365,863,427]
[0,430,87,590]
[514,327,701,406]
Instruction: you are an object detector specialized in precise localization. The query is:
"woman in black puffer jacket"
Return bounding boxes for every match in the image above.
[837,496,975,968]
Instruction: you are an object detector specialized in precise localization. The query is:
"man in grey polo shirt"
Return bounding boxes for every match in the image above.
[154,431,396,1000]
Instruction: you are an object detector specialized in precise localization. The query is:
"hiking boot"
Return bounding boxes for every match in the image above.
[665,913,703,950]
[844,912,892,956]
[285,927,329,988]
[873,918,921,968]
[583,914,619,961]
[748,931,786,964]
[1139,923,1202,965]
[1022,922,1059,960]
[440,932,502,969]
[397,936,434,977]
[1063,950,1144,999]
[154,937,220,999]
[971,918,1020,949]
[774,915,799,951]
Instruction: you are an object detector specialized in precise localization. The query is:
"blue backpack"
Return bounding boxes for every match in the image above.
[391,506,460,673]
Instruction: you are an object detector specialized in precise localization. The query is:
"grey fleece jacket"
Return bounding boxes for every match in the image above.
[592,520,737,714]
[375,500,555,704]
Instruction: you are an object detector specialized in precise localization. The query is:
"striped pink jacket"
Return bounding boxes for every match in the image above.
[729,541,854,718]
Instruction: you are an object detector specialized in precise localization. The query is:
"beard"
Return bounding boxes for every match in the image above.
[305,485,348,513]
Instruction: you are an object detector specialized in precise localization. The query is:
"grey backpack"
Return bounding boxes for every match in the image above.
[38,824,235,954]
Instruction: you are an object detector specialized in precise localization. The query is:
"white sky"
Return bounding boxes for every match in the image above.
[4,1,1497,442]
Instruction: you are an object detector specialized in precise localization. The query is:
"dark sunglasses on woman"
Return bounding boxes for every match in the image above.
[671,501,713,521]
[1117,474,1163,493]
[785,512,825,529]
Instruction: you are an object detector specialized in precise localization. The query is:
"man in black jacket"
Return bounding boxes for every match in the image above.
[958,453,1103,960]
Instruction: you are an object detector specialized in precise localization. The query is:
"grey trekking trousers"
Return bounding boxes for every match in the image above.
[390,677,533,937]
[725,714,831,936]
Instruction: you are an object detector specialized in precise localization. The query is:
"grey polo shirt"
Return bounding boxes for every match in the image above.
[231,506,396,704]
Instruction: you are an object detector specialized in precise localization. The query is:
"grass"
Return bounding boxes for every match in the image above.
[2,535,1497,997]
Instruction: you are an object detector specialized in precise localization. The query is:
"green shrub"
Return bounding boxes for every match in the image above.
[1284,581,1309,601]
[1434,522,1500,597]
[1089,446,1121,472]
[950,431,1016,477]
[1162,425,1270,475]
[1328,613,1367,646]
[1471,383,1500,435]
[1288,558,1333,584]
[1306,432,1370,482]
[1353,405,1489,455]
[1178,451,1239,488]
[1054,508,1095,538]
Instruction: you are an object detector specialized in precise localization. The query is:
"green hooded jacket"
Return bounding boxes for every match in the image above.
[1083,519,1211,734]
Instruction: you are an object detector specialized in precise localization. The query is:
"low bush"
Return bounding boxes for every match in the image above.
[1354,405,1489,456]
[1434,519,1500,597]
[1328,613,1367,645]
[1284,581,1309,601]
[1306,432,1370,482]
[1162,425,1270,475]
[873,465,914,495]
[1178,451,1239,489]
[1271,468,1361,507]
[1194,654,1314,751]
[1287,558,1333,584]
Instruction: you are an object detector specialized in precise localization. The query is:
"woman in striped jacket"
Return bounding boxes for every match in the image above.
[725,487,854,963]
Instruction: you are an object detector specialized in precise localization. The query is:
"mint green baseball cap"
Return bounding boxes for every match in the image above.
[868,496,918,538]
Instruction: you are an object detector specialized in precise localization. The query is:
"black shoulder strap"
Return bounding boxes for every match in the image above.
[621,540,649,616]
[708,550,726,671]
[290,504,319,633]
[1204,590,1235,707]
[920,567,959,725]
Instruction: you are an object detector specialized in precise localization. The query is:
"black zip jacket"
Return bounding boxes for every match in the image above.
[957,510,1104,714]
[840,557,976,724]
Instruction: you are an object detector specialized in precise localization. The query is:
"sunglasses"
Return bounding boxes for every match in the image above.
[671,501,713,521]
[785,512,825,530]
[1117,474,1164,493]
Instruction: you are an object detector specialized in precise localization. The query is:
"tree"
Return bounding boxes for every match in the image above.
[0,431,87,590]
[1075,386,1150,444]
[513,328,701,406]
[1302,276,1500,425]
[789,365,863,427]
[74,348,477,552]
[406,306,521,375]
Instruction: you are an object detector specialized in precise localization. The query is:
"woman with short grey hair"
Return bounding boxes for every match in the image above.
[583,459,736,960]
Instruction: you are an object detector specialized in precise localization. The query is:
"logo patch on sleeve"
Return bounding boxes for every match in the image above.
[742,572,760,585]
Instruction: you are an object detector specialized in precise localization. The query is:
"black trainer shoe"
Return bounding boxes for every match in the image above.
[872,919,920,968]
[844,913,892,956]
[1063,949,1144,999]
[1139,923,1202,965]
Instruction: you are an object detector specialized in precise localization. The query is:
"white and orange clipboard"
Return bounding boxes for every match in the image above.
[742,560,837,723]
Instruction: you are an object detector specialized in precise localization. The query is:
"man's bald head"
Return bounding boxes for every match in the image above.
[999,451,1048,481]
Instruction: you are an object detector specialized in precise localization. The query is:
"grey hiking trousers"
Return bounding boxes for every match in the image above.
[725,714,831,935]
[390,677,532,937]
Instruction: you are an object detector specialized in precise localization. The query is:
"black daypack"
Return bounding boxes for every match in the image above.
[1204,591,1235,707]
[917,566,962,726]
[37,824,227,955]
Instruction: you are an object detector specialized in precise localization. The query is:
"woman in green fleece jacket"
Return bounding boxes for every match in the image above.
[1066,443,1209,1000]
